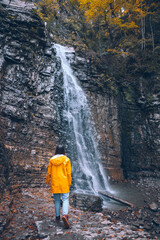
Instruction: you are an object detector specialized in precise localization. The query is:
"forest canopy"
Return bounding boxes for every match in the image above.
[36,0,160,97]
[36,0,159,53]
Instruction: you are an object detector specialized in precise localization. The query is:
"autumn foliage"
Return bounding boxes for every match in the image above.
[75,0,146,28]
[36,0,147,28]
[36,0,151,52]
[36,0,160,96]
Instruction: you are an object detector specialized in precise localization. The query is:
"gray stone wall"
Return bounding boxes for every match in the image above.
[70,52,123,180]
[1,0,160,189]
[121,96,160,179]
[0,0,124,185]
[88,93,123,180]
[0,0,59,187]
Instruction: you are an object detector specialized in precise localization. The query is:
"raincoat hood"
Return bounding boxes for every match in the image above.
[50,154,68,166]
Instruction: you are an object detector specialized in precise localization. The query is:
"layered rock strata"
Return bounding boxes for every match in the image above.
[0,0,124,189]
[121,94,160,179]
[0,0,59,187]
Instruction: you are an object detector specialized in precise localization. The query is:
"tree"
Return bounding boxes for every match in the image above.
[36,0,60,21]
[76,0,146,29]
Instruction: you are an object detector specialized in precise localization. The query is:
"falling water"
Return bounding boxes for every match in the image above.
[55,44,111,195]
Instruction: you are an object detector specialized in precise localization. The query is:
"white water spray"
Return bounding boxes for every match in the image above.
[55,44,111,195]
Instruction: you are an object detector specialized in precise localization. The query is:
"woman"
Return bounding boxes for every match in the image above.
[46,145,72,229]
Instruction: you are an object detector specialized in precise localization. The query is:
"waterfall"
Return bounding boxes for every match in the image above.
[55,44,111,195]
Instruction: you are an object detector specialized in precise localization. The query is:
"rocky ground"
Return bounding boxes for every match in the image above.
[0,178,160,240]
[103,178,160,239]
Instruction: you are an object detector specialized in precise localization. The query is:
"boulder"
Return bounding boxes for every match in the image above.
[70,193,103,212]
[149,202,158,212]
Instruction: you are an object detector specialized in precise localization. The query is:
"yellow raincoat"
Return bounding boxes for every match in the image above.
[46,154,72,193]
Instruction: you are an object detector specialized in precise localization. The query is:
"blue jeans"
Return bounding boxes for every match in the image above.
[54,192,69,217]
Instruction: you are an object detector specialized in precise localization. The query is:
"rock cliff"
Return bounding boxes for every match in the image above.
[0,0,60,188]
[120,91,160,179]
[0,0,160,192]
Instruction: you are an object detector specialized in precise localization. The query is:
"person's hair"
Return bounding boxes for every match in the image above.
[55,145,65,155]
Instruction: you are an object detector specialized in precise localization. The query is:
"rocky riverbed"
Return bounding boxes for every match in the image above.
[0,178,159,240]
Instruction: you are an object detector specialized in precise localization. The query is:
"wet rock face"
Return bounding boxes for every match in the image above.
[120,96,160,179]
[0,142,12,196]
[88,93,123,180]
[0,0,60,187]
[1,0,159,188]
[0,0,124,187]
[66,50,123,181]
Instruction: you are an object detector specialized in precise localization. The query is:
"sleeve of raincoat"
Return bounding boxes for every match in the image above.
[66,159,72,186]
[46,161,51,184]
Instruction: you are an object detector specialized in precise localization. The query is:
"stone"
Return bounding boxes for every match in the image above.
[149,202,158,212]
[70,193,103,212]
[41,66,52,76]
[44,48,53,57]
[153,218,160,226]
